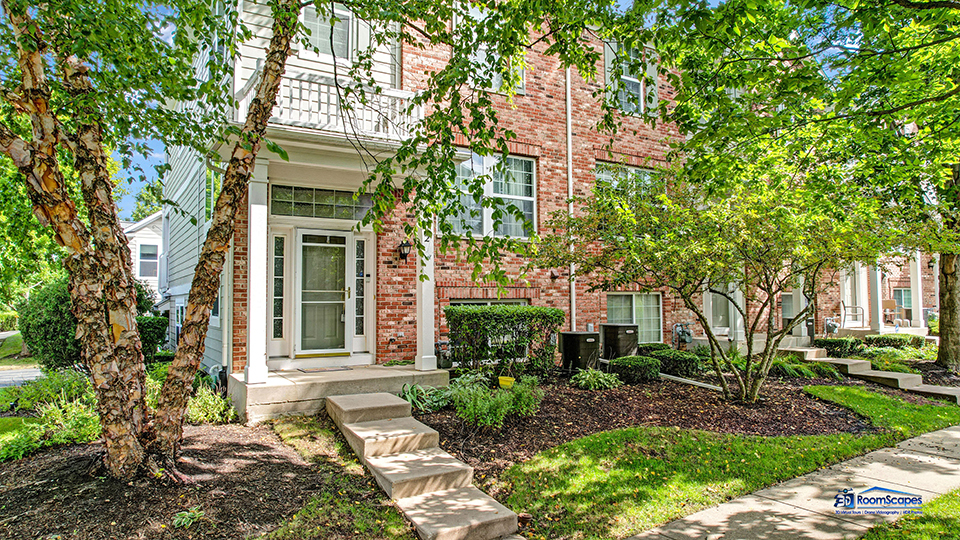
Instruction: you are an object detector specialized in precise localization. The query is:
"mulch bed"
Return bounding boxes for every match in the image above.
[415,377,877,488]
[908,360,960,388]
[0,424,321,540]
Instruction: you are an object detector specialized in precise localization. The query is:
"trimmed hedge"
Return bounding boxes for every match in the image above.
[137,316,169,363]
[17,280,80,370]
[445,305,565,374]
[637,342,671,356]
[0,312,17,332]
[813,337,863,358]
[648,349,701,378]
[863,334,925,349]
[609,355,660,384]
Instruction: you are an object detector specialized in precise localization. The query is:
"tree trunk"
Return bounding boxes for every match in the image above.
[0,0,146,478]
[937,253,960,371]
[151,0,301,460]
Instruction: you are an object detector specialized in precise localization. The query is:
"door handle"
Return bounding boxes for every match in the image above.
[346,287,351,299]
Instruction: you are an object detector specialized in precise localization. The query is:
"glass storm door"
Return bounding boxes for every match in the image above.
[297,231,353,354]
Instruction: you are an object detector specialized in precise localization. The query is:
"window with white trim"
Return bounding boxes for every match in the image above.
[210,289,221,328]
[450,153,536,238]
[894,288,913,320]
[595,163,657,190]
[604,43,658,116]
[457,4,525,93]
[303,3,351,59]
[139,244,159,278]
[205,164,223,222]
[606,293,662,343]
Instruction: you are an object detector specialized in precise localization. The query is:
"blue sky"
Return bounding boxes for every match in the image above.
[115,140,165,221]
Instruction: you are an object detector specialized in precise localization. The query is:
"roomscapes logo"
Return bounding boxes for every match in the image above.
[833,487,923,516]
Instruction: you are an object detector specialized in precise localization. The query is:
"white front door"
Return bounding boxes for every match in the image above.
[296,230,354,355]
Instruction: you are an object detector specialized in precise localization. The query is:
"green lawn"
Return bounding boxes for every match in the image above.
[862,489,960,539]
[502,385,960,540]
[0,333,36,369]
[267,415,415,540]
[0,416,40,436]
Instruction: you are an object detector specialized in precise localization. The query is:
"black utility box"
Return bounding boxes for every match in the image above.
[600,324,638,360]
[560,331,600,372]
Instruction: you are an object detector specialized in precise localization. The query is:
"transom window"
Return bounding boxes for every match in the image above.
[450,153,536,238]
[303,3,351,59]
[270,185,373,221]
[139,244,159,278]
[449,299,530,307]
[606,293,662,343]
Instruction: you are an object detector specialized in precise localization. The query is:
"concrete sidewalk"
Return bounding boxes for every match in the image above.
[630,426,960,540]
[0,368,42,388]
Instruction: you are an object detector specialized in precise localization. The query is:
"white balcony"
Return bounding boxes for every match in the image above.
[236,71,423,141]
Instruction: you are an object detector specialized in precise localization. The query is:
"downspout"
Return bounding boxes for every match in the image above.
[566,66,576,331]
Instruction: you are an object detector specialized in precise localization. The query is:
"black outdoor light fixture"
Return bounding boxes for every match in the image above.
[398,240,413,262]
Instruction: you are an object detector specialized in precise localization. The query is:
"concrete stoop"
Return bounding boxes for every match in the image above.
[812,357,960,405]
[326,393,520,540]
[778,347,827,361]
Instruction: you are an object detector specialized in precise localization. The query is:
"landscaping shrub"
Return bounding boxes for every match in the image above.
[19,278,159,370]
[0,311,17,332]
[509,375,544,417]
[636,342,671,356]
[17,279,81,370]
[135,278,158,315]
[187,385,238,424]
[768,358,842,380]
[450,385,513,428]
[609,355,660,384]
[649,349,701,378]
[137,316,169,364]
[0,395,100,462]
[813,337,863,358]
[0,369,92,412]
[445,305,565,375]
[570,368,622,390]
[863,334,925,349]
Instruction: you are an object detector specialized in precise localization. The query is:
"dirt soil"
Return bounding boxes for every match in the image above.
[0,424,321,540]
[416,378,878,488]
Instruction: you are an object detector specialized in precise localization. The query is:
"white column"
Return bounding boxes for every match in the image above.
[792,278,808,337]
[857,263,870,325]
[415,225,437,371]
[868,265,883,332]
[910,251,924,327]
[245,158,270,384]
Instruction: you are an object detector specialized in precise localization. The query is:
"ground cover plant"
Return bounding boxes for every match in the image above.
[268,415,415,540]
[861,488,960,540]
[500,386,960,539]
[570,368,622,390]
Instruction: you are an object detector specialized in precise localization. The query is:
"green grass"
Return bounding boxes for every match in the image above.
[0,333,36,369]
[862,489,960,539]
[267,415,415,540]
[0,416,39,436]
[503,386,960,540]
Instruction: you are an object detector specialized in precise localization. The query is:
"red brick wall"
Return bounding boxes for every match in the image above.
[230,190,249,373]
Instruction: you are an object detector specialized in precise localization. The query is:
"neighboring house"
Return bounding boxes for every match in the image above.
[121,211,163,299]
[163,5,937,416]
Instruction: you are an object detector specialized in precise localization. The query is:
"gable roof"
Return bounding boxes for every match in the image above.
[123,211,162,234]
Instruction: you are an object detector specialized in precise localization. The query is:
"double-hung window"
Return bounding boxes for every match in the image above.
[451,153,536,238]
[303,3,352,59]
[595,163,657,190]
[458,5,525,93]
[205,163,224,222]
[139,245,159,278]
[605,43,658,116]
[606,293,662,343]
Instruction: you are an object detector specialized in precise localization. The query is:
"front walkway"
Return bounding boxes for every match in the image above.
[630,426,960,540]
[0,368,42,388]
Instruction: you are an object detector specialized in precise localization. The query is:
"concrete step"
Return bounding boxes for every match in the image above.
[907,384,960,405]
[852,369,923,389]
[366,447,474,499]
[815,358,872,375]
[396,486,518,540]
[342,416,439,462]
[326,392,411,429]
[778,347,827,360]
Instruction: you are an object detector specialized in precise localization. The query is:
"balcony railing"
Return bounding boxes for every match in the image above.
[236,70,423,141]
